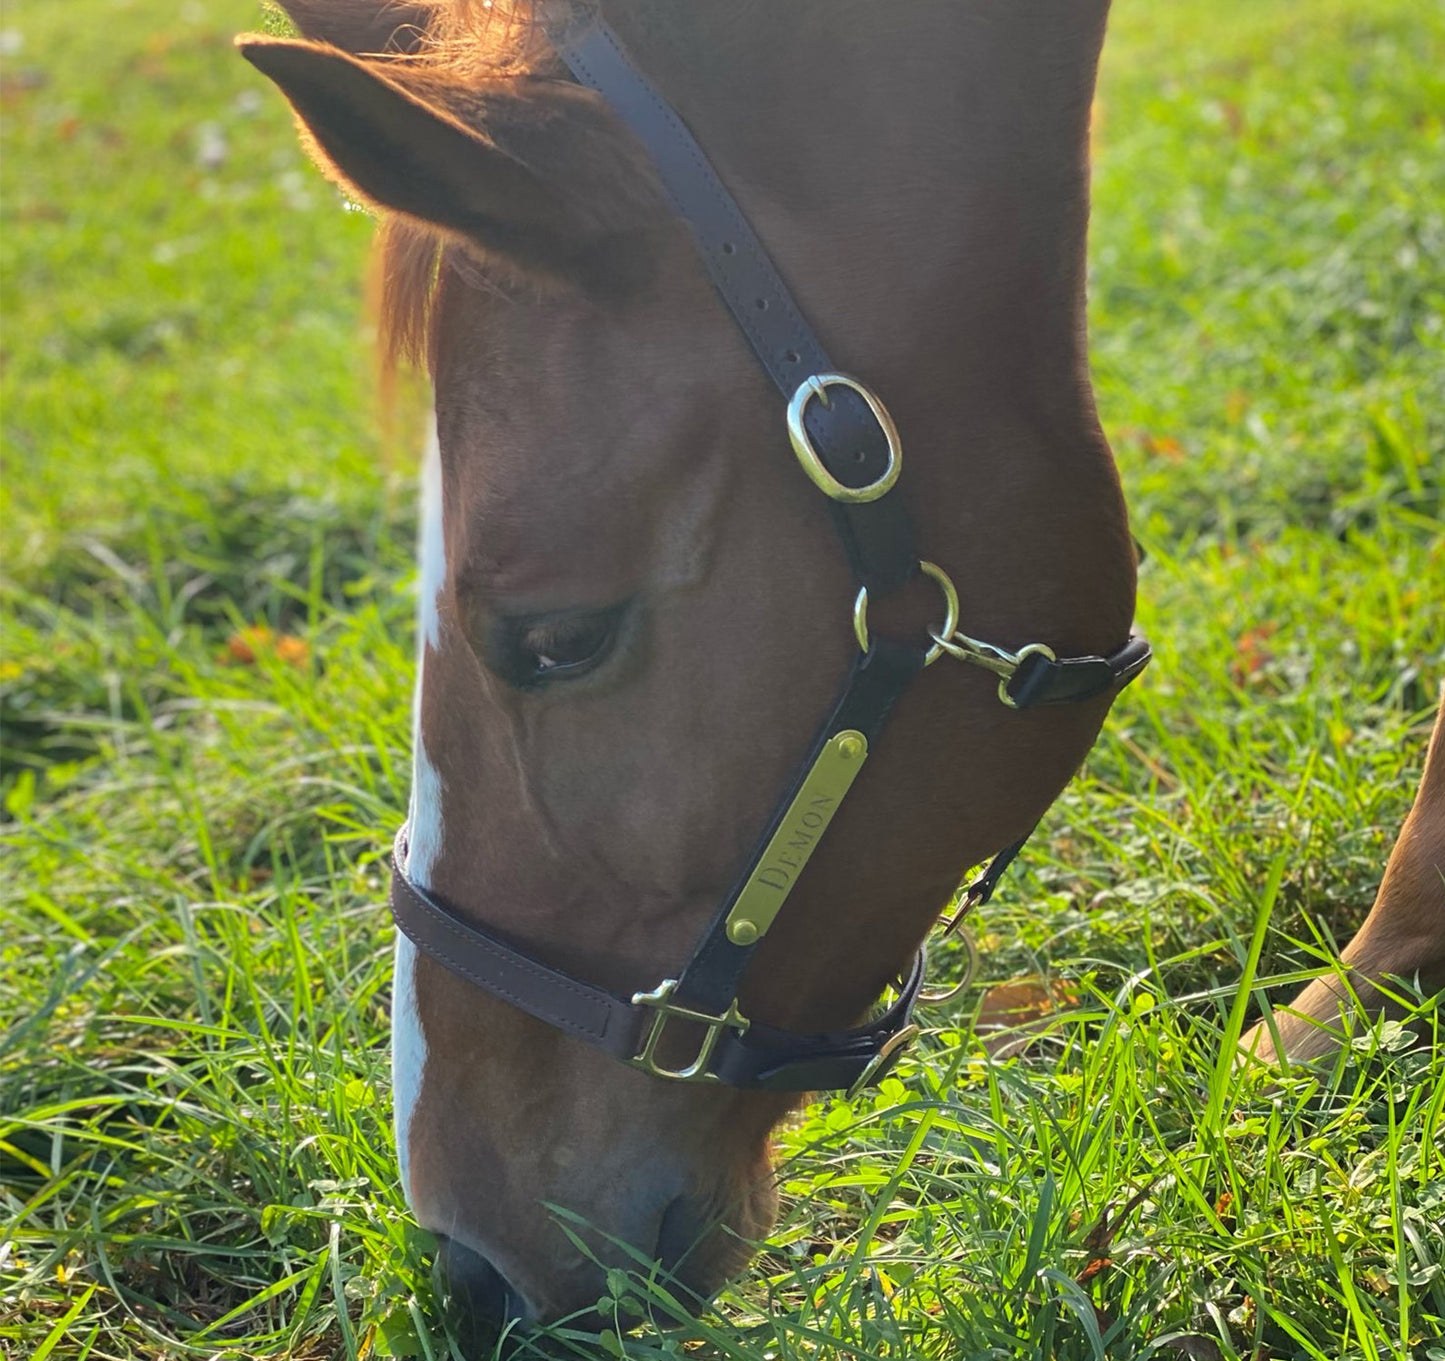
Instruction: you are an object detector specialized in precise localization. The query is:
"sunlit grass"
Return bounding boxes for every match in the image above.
[3,0,1442,1357]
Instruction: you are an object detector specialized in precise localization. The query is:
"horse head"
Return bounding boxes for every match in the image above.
[242,0,1138,1337]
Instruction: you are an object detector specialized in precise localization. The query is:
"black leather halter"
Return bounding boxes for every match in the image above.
[389,15,1151,1095]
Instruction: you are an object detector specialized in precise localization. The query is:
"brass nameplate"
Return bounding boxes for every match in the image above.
[724,730,869,946]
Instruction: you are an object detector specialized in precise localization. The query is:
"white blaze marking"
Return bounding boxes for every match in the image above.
[407,737,445,886]
[391,934,424,1191]
[394,416,446,1199]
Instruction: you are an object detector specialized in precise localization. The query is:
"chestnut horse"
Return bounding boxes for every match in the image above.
[239,0,1445,1342]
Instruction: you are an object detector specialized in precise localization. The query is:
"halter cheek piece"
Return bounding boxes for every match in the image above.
[389,17,1151,1096]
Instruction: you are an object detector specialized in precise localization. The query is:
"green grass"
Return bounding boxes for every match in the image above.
[2,0,1443,1357]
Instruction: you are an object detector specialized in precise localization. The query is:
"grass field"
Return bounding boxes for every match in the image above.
[2,1,1443,1357]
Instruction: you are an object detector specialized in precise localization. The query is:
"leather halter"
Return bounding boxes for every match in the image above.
[389,15,1151,1095]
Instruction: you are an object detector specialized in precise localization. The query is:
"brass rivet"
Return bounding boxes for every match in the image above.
[836,733,865,761]
[729,919,760,946]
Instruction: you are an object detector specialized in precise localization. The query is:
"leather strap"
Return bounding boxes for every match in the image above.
[391,828,647,1062]
[962,829,1036,909]
[391,827,927,1092]
[711,950,926,1091]
[1005,631,1152,709]
[673,637,924,1015]
[548,14,916,596]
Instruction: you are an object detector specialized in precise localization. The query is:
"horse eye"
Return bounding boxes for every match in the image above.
[493,606,624,688]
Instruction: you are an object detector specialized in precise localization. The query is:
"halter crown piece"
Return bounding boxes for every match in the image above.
[388,16,1151,1095]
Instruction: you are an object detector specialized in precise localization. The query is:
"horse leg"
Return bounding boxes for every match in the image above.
[1242,685,1445,1064]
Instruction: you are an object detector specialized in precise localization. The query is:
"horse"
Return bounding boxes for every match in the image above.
[1240,688,1445,1065]
[238,0,1445,1343]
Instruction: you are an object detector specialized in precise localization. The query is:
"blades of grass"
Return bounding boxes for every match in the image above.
[1020,1167,1056,1295]
[825,1107,936,1323]
[188,1266,313,1342]
[0,1138,52,1178]
[287,1244,330,1349]
[330,1216,359,1358]
[1314,1186,1384,1361]
[1384,1077,1414,1359]
[29,1283,96,1361]
[1038,1267,1106,1361]
[407,1294,440,1361]
[1205,851,1286,1132]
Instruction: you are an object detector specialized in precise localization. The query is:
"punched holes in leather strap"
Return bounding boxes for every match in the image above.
[797,379,918,596]
[550,18,918,599]
[793,376,898,501]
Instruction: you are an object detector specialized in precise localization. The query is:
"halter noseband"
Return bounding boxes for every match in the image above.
[389,16,1151,1096]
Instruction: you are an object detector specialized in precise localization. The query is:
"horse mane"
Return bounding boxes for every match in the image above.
[374,215,444,373]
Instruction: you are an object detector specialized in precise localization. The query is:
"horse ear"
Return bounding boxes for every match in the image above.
[267,0,435,54]
[237,36,663,291]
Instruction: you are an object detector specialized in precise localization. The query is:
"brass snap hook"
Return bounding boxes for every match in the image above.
[928,629,1059,708]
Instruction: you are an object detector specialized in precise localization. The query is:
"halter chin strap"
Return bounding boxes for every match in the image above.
[387,14,1151,1093]
[392,828,926,1095]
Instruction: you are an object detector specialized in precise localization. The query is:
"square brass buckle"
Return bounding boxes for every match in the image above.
[629,980,750,1083]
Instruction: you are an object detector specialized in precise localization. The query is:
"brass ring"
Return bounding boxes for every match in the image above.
[853,561,960,666]
[919,926,980,1007]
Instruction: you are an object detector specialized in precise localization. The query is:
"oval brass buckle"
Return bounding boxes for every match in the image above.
[853,560,960,666]
[787,373,902,504]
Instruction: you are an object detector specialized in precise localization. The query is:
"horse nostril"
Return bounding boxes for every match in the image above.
[434,1234,528,1343]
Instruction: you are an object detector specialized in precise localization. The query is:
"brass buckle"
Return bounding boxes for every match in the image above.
[846,1023,920,1100]
[629,980,749,1083]
[787,373,902,504]
[853,560,960,666]
[929,632,1058,708]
